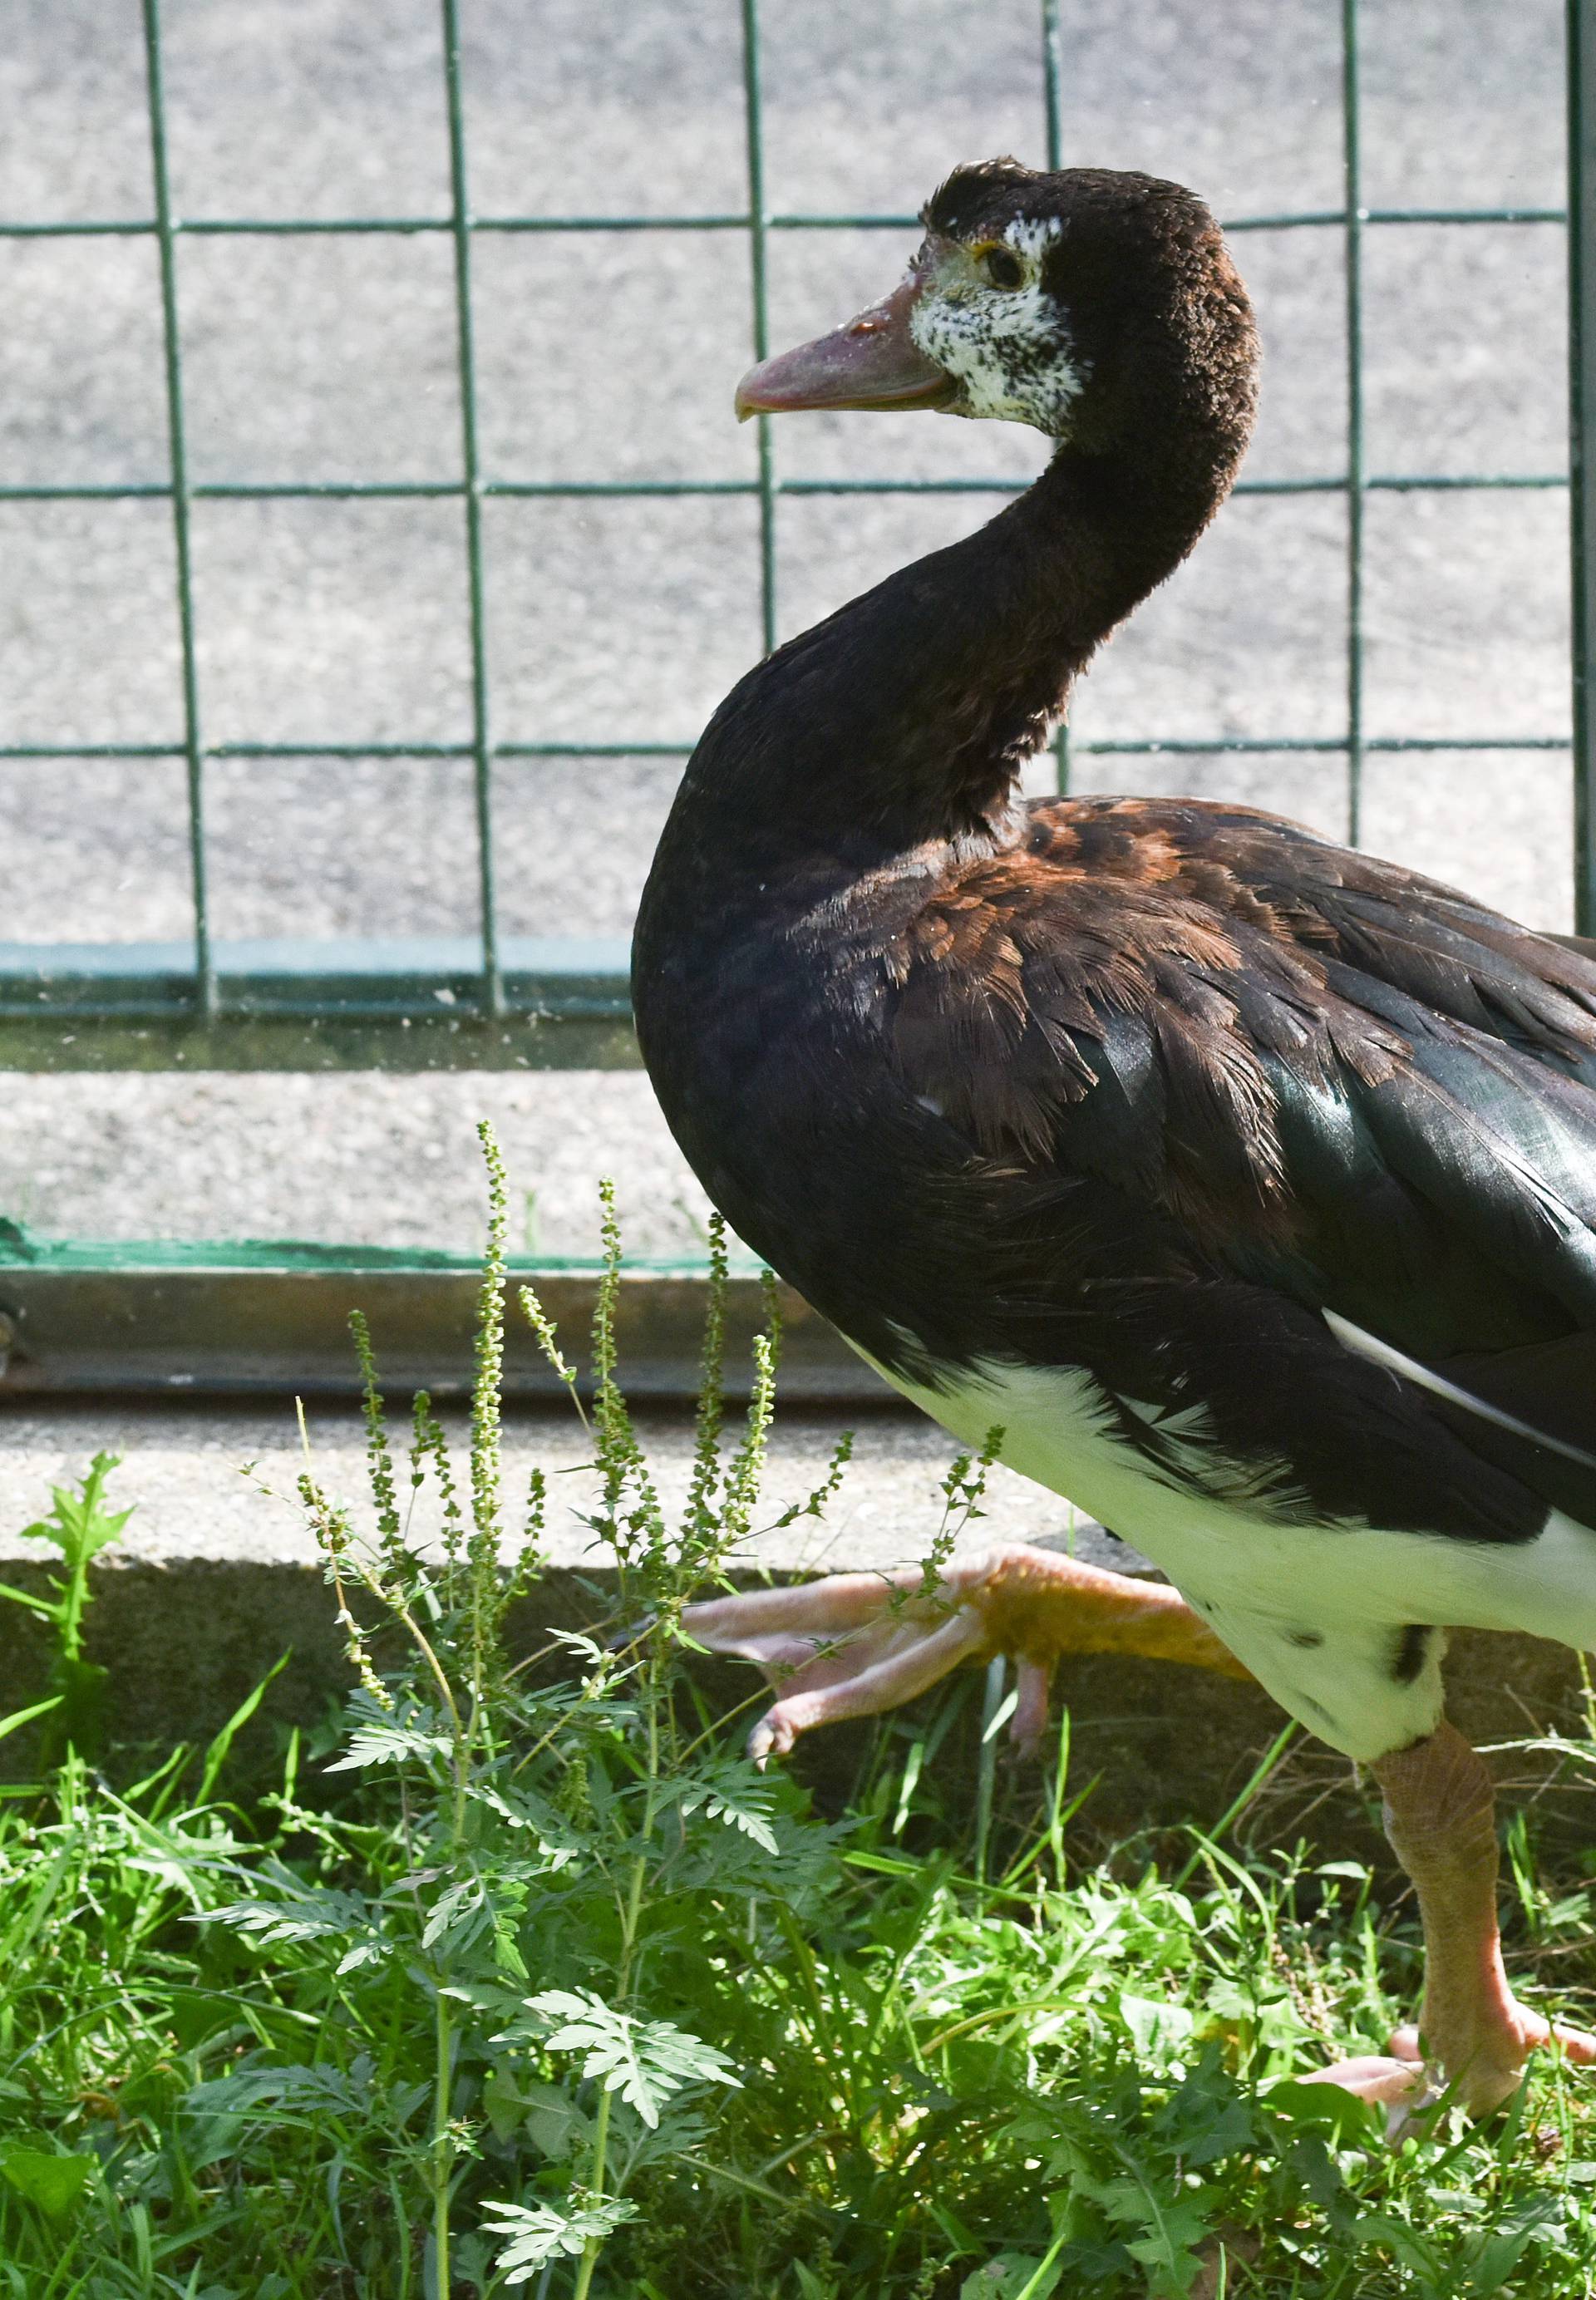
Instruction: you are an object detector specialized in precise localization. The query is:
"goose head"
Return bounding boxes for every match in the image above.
[736,159,1257,460]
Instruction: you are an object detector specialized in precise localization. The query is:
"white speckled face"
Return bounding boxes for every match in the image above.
[906,216,1086,435]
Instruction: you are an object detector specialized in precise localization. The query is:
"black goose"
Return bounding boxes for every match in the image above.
[631,160,1596,2118]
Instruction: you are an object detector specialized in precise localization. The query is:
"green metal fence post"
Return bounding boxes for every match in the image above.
[440,0,503,1013]
[1042,0,1072,798]
[1342,0,1366,848]
[140,0,214,1016]
[1042,0,1066,175]
[1571,0,1596,933]
[740,0,779,657]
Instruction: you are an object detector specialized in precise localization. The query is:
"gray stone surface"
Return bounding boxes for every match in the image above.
[0,1394,1167,1795]
[0,1396,1589,1865]
[0,1394,1119,1575]
[0,0,1575,1256]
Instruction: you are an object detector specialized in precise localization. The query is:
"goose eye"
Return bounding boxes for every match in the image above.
[983,246,1025,291]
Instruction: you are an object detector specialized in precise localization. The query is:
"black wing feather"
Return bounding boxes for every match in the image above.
[889,795,1596,1534]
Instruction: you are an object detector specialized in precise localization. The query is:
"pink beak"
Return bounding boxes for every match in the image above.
[734,275,954,420]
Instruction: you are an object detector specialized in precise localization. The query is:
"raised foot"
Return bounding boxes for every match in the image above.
[679,1542,1250,1764]
[1304,2004,1596,2127]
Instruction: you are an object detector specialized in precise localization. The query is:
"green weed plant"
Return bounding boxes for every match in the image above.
[0,1448,134,1766]
[0,1129,1593,2294]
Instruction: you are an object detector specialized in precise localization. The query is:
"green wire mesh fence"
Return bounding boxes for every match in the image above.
[0,0,1591,1077]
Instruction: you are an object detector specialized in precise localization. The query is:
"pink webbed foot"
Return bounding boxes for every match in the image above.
[679,1543,1250,1765]
[681,1566,988,1763]
[1331,1721,1596,2127]
[1301,2033,1436,2137]
[1303,2006,1596,2132]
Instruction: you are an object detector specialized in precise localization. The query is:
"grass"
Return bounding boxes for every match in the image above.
[0,1130,1594,2296]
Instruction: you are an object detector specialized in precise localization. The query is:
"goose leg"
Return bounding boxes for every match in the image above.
[681,1543,1252,1763]
[1308,1721,1596,2120]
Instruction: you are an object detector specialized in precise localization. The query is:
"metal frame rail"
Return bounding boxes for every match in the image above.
[1571,0,1596,931]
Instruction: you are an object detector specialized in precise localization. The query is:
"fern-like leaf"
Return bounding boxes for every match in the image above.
[514,1989,740,2128]
[480,2194,638,2282]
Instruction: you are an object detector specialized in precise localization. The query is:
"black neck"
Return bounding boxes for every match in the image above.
[656,421,1242,879]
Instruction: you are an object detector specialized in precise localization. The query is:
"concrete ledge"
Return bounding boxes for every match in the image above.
[0,1398,1589,1859]
[0,1260,879,1401]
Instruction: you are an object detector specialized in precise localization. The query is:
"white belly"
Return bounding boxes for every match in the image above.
[860,1346,1596,1762]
